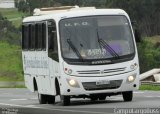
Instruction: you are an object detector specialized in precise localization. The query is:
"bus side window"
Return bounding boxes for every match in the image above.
[42,23,46,50]
[22,24,29,50]
[37,23,42,50]
[35,24,38,49]
[48,21,59,61]
[31,24,35,50]
[28,24,32,50]
[48,25,54,50]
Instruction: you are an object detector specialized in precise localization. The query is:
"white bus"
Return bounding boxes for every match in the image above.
[22,6,140,106]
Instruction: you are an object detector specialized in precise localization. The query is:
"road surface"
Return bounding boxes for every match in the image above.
[0,88,160,114]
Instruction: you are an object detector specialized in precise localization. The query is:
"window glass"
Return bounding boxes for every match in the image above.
[48,21,58,61]
[31,24,35,49]
[59,16,135,64]
[28,24,32,49]
[35,24,38,49]
[38,23,42,50]
[42,23,46,50]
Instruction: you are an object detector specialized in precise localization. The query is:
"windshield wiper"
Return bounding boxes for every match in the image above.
[67,39,83,60]
[96,30,120,59]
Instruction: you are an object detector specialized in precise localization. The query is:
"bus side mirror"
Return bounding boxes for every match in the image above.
[131,21,141,43]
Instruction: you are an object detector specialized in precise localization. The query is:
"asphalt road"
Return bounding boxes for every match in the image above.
[0,88,160,114]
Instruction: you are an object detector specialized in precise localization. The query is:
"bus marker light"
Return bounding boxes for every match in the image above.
[130,63,138,70]
[65,68,68,71]
[68,69,72,74]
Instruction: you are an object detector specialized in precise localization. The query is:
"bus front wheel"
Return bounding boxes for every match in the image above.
[47,95,55,104]
[122,91,133,102]
[61,95,70,106]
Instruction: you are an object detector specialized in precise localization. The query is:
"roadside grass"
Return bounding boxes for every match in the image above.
[0,85,25,88]
[145,35,160,44]
[139,85,160,91]
[0,41,23,82]
[0,8,29,28]
[0,8,26,19]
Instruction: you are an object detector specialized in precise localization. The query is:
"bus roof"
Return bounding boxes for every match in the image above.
[23,6,128,23]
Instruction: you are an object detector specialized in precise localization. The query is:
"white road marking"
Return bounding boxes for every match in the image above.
[144,96,154,98]
[26,105,36,107]
[0,103,23,107]
[30,98,38,100]
[0,103,106,114]
[10,99,27,101]
[133,91,144,94]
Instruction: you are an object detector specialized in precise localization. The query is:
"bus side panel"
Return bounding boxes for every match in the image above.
[22,52,36,92]
[48,58,59,96]
[35,52,53,95]
[24,75,34,92]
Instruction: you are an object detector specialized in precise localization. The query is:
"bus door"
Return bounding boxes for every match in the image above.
[47,20,59,95]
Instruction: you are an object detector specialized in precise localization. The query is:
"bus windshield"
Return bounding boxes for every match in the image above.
[59,16,135,64]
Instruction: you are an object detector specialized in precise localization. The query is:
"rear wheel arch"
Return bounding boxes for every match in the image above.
[55,78,60,95]
[33,77,38,91]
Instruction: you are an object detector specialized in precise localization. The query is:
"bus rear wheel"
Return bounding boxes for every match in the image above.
[61,96,70,106]
[122,91,133,102]
[99,95,106,100]
[38,93,47,104]
[38,93,55,104]
[90,96,98,101]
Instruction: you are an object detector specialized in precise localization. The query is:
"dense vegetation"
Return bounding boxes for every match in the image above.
[0,8,28,28]
[0,12,23,81]
[0,12,21,45]
[138,36,160,73]
[15,0,160,37]
[0,42,23,81]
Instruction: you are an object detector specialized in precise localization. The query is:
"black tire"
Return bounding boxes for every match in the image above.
[122,91,133,102]
[47,95,55,104]
[38,93,47,104]
[61,96,70,106]
[90,96,98,101]
[99,95,106,100]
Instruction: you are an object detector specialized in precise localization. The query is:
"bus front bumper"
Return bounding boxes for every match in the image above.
[60,71,139,96]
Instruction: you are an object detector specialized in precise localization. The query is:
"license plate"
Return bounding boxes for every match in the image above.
[96,80,110,85]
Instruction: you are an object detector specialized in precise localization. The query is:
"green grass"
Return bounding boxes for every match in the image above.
[139,85,160,91]
[0,8,27,19]
[0,85,26,88]
[0,41,23,81]
[0,8,29,27]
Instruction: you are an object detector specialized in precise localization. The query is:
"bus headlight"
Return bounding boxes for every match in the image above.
[67,79,80,88]
[127,75,136,83]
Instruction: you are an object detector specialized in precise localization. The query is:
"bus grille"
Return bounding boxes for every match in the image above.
[77,67,126,75]
[82,80,123,91]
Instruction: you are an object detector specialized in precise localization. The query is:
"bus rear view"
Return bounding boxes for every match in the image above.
[22,6,140,106]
